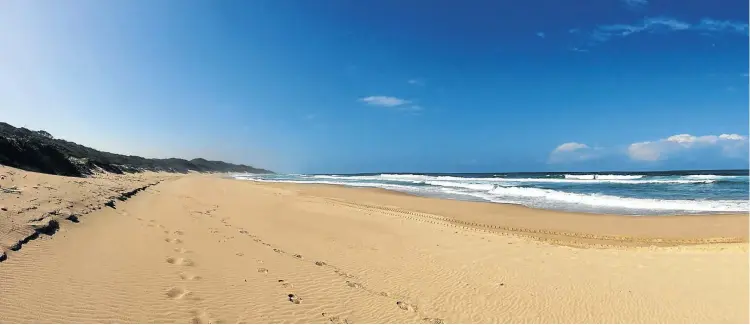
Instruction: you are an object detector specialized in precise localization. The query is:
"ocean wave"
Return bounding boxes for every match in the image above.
[424,180,497,191]
[500,178,714,185]
[481,186,746,212]
[683,174,747,180]
[564,174,643,180]
[433,187,747,213]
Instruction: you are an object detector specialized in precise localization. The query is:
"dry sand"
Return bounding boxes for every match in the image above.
[0,167,747,323]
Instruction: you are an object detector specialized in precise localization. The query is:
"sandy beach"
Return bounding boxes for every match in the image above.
[0,167,747,323]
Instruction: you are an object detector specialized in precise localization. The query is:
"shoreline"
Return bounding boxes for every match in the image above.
[236,172,749,217]
[242,179,749,247]
[241,178,750,216]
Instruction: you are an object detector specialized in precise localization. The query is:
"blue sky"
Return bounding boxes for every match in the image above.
[1,0,748,173]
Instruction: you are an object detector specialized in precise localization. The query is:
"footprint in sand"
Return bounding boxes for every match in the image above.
[345,281,363,289]
[238,230,249,235]
[293,254,303,259]
[273,248,284,254]
[165,238,183,244]
[315,261,327,266]
[334,270,354,278]
[174,248,192,254]
[396,301,418,312]
[422,317,445,324]
[278,279,293,288]
[257,268,269,274]
[236,252,244,257]
[166,257,195,266]
[322,313,350,324]
[173,230,185,235]
[179,272,203,281]
[189,310,219,324]
[166,287,190,299]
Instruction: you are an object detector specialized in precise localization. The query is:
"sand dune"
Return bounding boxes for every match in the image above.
[0,168,747,323]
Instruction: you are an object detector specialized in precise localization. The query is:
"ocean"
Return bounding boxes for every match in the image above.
[233,170,749,216]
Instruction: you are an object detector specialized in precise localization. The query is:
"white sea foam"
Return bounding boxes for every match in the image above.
[424,180,497,191]
[481,186,746,212]
[564,174,644,180]
[683,174,746,180]
[435,188,747,213]
[499,178,713,184]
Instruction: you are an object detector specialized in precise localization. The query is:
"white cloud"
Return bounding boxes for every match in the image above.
[553,142,589,153]
[628,141,661,161]
[549,142,600,163]
[628,133,748,161]
[536,32,545,38]
[590,17,747,44]
[359,96,410,107]
[720,134,747,141]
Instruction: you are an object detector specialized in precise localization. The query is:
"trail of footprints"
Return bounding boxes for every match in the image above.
[134,213,216,323]
[162,228,220,323]
[144,201,445,323]
[226,219,446,323]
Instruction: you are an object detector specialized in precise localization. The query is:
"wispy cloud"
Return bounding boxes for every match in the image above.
[570,47,589,53]
[589,17,748,44]
[407,79,424,86]
[696,19,750,34]
[548,142,601,163]
[628,133,749,161]
[536,32,545,38]
[359,96,411,107]
[621,0,648,9]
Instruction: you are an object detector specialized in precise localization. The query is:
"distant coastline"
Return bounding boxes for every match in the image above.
[0,121,273,177]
